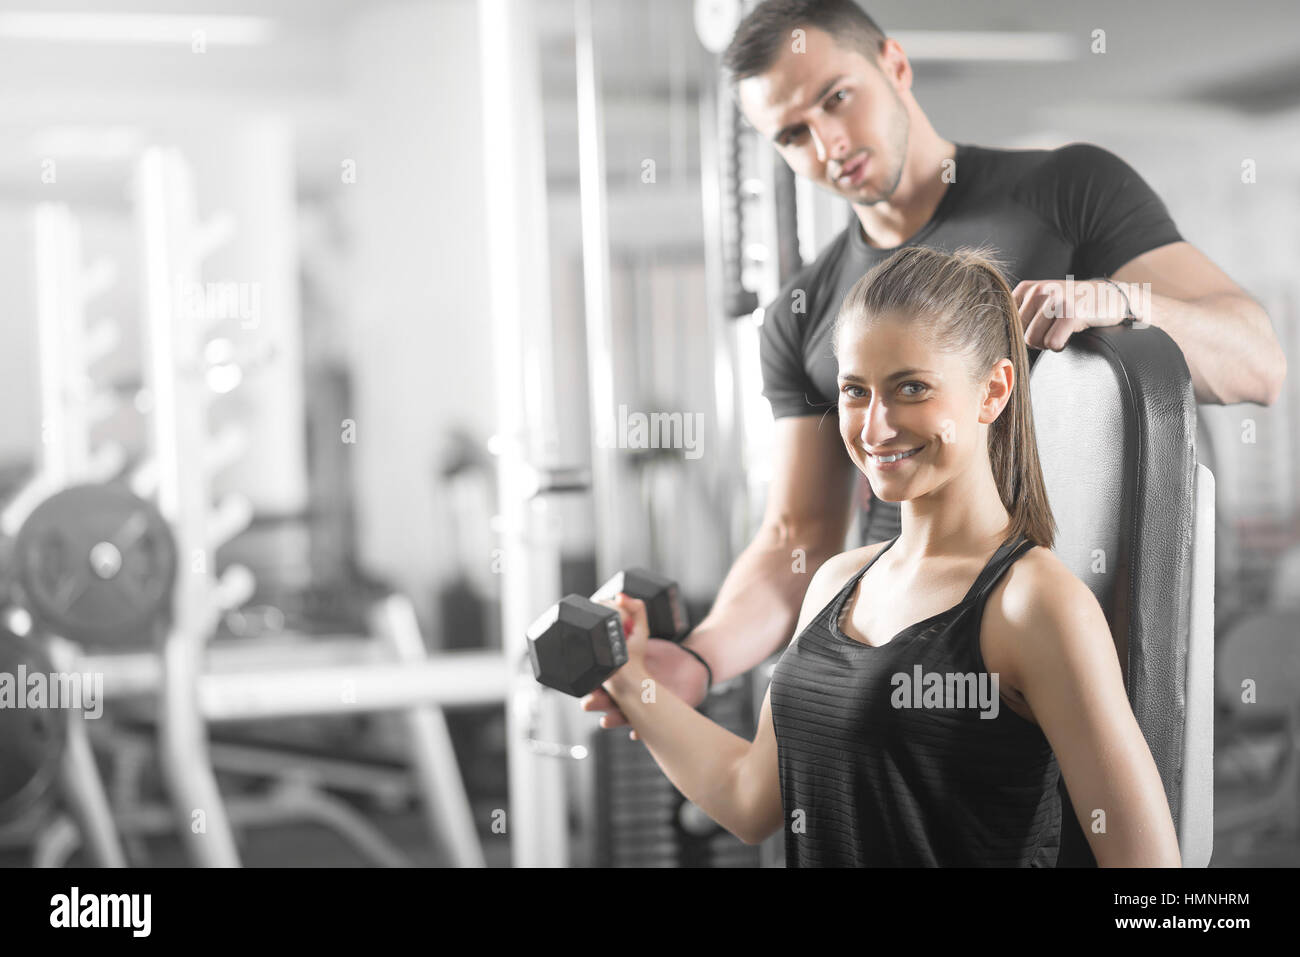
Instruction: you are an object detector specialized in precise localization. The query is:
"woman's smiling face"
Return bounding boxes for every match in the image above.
[836,315,1012,502]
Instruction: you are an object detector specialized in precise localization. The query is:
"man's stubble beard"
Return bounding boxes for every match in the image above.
[849,89,911,206]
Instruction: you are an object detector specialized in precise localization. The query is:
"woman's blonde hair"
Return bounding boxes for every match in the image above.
[833,245,1056,550]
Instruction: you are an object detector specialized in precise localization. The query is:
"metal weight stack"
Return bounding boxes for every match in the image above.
[593,674,760,868]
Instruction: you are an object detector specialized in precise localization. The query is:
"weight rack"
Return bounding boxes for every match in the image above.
[125,146,503,867]
[0,201,131,865]
[8,147,502,868]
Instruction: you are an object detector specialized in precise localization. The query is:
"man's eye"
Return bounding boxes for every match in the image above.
[781,128,806,146]
[826,89,848,108]
[841,385,866,398]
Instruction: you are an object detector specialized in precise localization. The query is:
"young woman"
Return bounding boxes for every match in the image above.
[598,245,1181,867]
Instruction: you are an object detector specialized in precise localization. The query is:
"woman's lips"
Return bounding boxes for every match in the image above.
[867,444,923,469]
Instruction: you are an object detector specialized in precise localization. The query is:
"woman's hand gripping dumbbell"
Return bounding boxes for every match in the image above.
[525,568,687,697]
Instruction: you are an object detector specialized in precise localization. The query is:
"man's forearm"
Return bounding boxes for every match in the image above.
[1135,288,1285,405]
[682,526,839,685]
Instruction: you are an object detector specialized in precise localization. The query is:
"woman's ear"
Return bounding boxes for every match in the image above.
[979,358,1014,425]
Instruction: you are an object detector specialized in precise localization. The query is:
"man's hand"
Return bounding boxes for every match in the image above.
[1013,278,1134,352]
[581,636,711,740]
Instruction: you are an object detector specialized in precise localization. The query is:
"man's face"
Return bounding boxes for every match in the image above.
[737,26,910,205]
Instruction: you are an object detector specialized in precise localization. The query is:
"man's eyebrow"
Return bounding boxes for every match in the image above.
[838,368,936,384]
[772,74,847,143]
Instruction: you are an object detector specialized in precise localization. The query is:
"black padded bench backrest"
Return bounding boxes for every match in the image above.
[1028,325,1197,867]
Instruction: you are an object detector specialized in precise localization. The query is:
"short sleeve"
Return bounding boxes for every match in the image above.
[759,280,824,419]
[1048,143,1183,278]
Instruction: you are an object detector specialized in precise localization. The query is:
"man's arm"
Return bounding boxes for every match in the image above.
[1111,241,1286,406]
[682,413,858,686]
[1017,144,1285,406]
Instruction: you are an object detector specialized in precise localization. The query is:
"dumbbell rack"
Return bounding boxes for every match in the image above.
[1,204,127,533]
[119,146,500,867]
[0,202,131,865]
[135,145,254,867]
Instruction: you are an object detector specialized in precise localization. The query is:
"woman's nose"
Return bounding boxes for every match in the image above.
[857,398,898,447]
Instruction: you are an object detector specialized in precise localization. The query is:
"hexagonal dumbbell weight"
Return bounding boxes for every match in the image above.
[526,568,688,697]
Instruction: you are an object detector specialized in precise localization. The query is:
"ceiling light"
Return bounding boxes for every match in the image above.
[0,12,274,46]
[891,31,1077,62]
[30,125,142,160]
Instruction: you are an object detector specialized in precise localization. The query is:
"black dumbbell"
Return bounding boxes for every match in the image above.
[526,568,688,697]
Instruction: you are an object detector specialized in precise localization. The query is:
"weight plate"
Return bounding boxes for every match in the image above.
[15,483,178,647]
[0,630,68,823]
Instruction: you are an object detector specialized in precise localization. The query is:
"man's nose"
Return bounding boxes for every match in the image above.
[812,120,847,167]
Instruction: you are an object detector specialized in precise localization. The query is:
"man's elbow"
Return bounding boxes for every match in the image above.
[1206,301,1288,406]
[1250,306,1288,406]
[1242,344,1288,406]
[1212,329,1287,406]
[754,518,846,563]
[1264,346,1288,406]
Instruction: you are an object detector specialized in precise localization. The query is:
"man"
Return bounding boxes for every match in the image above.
[584,0,1286,729]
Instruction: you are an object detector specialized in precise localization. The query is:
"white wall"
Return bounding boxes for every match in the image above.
[343,0,494,626]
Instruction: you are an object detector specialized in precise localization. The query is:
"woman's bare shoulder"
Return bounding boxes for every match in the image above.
[984,545,1113,664]
[992,545,1098,616]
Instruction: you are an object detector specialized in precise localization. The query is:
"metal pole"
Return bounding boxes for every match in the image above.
[369,594,487,867]
[478,0,569,868]
[574,0,621,581]
[697,79,750,557]
[78,648,510,716]
[47,637,127,867]
[136,147,240,867]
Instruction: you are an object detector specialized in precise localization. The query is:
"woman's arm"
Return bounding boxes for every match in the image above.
[604,549,867,846]
[603,641,758,843]
[987,553,1182,867]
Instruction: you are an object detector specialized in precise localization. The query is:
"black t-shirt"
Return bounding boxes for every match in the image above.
[758,141,1184,544]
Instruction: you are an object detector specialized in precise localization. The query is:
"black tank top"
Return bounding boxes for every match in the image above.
[769,534,1062,867]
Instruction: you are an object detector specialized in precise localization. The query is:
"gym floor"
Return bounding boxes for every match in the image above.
[1,802,514,869]
[2,788,1292,868]
[1,732,1293,868]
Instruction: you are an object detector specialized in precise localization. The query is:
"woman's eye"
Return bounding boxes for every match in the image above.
[901,381,927,396]
[827,89,848,108]
[841,385,866,399]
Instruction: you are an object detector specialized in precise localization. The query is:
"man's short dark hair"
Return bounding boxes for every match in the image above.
[721,0,887,87]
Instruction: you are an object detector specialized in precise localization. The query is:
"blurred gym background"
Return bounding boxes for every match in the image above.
[0,0,1296,867]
